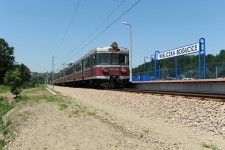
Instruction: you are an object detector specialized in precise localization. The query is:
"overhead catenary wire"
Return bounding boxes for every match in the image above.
[53,0,82,56]
[64,0,142,64]
[61,0,126,62]
[60,0,126,65]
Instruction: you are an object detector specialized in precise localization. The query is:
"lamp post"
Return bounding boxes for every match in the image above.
[144,56,149,73]
[154,51,159,80]
[149,55,154,80]
[121,21,132,82]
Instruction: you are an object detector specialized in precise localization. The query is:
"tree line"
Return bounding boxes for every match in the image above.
[0,38,45,98]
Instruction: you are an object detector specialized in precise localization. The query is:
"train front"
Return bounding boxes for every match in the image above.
[94,42,129,88]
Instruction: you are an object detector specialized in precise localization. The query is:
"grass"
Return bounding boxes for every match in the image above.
[38,95,58,102]
[72,109,86,116]
[0,86,10,94]
[58,104,68,110]
[36,85,46,91]
[20,95,30,102]
[0,103,14,149]
[21,85,46,95]
[202,142,210,148]
[87,111,96,116]
[0,139,5,150]
[142,128,149,134]
[0,85,57,149]
[201,142,219,150]
[72,105,87,116]
[71,103,98,117]
[0,103,14,117]
[0,119,11,137]
[0,86,15,149]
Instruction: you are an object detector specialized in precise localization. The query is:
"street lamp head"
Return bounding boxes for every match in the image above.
[144,56,150,63]
[121,21,130,25]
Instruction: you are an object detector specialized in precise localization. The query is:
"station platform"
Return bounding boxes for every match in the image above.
[132,79,225,94]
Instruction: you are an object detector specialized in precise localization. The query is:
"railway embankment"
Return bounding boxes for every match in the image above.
[52,86,225,150]
[4,85,225,149]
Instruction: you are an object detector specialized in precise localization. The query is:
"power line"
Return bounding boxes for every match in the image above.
[62,0,125,62]
[53,0,82,55]
[65,0,142,63]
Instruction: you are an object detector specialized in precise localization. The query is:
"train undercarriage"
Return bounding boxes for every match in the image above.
[54,77,129,89]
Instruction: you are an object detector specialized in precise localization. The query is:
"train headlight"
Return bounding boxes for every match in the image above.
[102,67,109,74]
[121,67,126,74]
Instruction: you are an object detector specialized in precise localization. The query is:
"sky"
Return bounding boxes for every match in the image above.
[0,0,225,73]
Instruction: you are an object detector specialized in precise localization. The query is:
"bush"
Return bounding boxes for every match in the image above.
[3,69,22,98]
[0,96,4,101]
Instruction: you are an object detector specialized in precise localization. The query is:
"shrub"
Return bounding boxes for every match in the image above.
[3,69,22,98]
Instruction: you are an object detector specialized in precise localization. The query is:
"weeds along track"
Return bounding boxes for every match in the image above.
[111,88,225,102]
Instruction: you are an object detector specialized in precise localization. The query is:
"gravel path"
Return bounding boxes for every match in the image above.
[52,86,225,150]
[5,101,152,150]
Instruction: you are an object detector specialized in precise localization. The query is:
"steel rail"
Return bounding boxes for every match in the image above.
[112,88,225,102]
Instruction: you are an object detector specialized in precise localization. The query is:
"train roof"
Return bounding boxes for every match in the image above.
[95,46,129,52]
[61,45,129,71]
[81,45,129,61]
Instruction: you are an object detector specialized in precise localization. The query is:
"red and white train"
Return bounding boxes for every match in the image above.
[53,42,130,88]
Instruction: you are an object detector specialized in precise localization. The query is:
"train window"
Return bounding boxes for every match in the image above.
[99,53,110,65]
[93,54,96,66]
[84,58,90,69]
[61,72,64,77]
[111,54,129,65]
[54,73,60,80]
[119,54,129,65]
[76,63,81,72]
[111,53,119,65]
[65,67,73,76]
[125,55,128,65]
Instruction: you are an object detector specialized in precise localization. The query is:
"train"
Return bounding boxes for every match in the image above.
[53,42,130,88]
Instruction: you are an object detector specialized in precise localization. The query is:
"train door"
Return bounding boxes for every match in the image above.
[82,60,84,80]
[90,55,94,76]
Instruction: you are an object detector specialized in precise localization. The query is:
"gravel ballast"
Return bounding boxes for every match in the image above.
[53,86,225,149]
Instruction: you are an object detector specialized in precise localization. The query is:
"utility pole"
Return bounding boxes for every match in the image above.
[52,56,55,89]
[46,71,48,84]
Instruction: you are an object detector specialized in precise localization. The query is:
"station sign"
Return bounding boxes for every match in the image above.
[157,43,199,60]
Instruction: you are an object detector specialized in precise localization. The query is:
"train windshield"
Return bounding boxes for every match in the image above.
[99,53,111,65]
[111,53,129,65]
[98,53,129,65]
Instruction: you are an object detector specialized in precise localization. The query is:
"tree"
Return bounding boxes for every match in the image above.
[216,49,225,62]
[18,63,31,86]
[0,38,15,83]
[3,68,22,98]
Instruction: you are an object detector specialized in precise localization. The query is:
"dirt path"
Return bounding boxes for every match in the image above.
[5,100,153,150]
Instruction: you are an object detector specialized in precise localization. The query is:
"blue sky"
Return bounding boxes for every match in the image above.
[1,0,225,72]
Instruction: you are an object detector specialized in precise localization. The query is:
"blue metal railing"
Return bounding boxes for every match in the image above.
[132,62,225,81]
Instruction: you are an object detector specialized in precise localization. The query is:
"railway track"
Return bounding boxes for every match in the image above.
[112,88,225,102]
